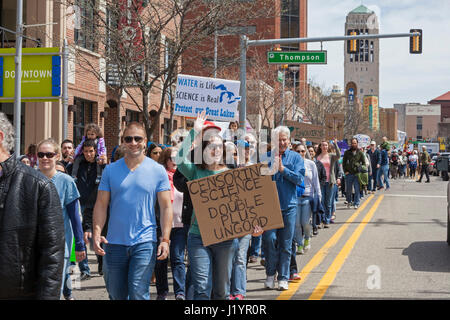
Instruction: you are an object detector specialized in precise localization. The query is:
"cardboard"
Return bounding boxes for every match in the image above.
[285,120,326,143]
[187,163,284,246]
[325,114,345,140]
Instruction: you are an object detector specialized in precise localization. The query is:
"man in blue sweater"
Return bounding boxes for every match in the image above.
[367,141,381,193]
[263,126,305,291]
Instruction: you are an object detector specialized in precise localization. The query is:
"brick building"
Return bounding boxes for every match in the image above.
[182,0,308,125]
[429,91,450,123]
[394,103,440,141]
[379,107,398,141]
[0,0,184,157]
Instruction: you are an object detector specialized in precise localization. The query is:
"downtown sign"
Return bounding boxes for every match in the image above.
[0,47,61,102]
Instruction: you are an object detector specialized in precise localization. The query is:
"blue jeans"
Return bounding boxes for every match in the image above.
[249,235,261,257]
[330,184,338,214]
[369,168,379,191]
[170,226,189,296]
[230,234,251,296]
[262,206,296,282]
[103,241,157,300]
[321,182,333,224]
[187,233,236,300]
[78,249,90,275]
[345,174,361,206]
[294,196,312,246]
[377,164,390,189]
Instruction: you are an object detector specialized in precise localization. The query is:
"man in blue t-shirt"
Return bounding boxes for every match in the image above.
[92,122,173,300]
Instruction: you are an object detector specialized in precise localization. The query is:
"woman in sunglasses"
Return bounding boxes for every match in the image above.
[147,143,163,161]
[37,138,86,299]
[176,111,262,300]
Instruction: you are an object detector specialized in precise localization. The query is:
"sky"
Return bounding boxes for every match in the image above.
[307,0,450,108]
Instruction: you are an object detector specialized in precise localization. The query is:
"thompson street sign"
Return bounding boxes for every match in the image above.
[267,51,327,64]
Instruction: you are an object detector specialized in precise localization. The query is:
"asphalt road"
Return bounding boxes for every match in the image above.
[71,175,450,300]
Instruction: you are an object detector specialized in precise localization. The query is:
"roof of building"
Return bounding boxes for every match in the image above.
[350,4,374,14]
[430,91,450,102]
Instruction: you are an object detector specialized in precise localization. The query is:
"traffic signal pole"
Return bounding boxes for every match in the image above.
[238,31,421,128]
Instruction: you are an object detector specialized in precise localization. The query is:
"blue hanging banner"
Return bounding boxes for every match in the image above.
[51,55,61,97]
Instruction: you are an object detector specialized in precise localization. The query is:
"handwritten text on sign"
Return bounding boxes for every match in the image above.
[174,74,240,121]
[187,164,283,246]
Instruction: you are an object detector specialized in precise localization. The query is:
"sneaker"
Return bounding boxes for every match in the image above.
[234,294,245,300]
[347,203,351,209]
[289,273,301,281]
[64,295,75,300]
[265,275,275,289]
[278,280,289,291]
[354,205,359,209]
[312,228,318,236]
[80,272,91,281]
[344,201,348,205]
[425,180,430,183]
[296,245,304,254]
[176,294,186,301]
[248,255,258,264]
[304,239,311,251]
[156,294,167,301]
[260,258,265,267]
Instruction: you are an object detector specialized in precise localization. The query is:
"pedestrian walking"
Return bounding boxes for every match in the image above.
[0,113,65,300]
[37,138,86,300]
[262,126,305,291]
[367,141,381,193]
[343,138,366,209]
[176,111,261,300]
[417,146,431,183]
[377,142,390,191]
[60,139,75,168]
[92,121,173,300]
[409,150,419,179]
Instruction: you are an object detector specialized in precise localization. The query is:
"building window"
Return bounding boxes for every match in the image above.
[126,109,140,123]
[73,98,94,146]
[280,0,300,51]
[74,0,96,52]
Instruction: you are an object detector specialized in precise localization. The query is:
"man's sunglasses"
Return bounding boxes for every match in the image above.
[37,152,57,159]
[124,136,144,143]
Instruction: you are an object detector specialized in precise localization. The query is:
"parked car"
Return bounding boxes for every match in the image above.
[430,155,438,176]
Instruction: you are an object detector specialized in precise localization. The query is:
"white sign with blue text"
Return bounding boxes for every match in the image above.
[174,74,240,121]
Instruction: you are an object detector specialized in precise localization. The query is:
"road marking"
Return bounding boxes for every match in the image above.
[384,194,445,198]
[276,194,375,300]
[308,195,384,300]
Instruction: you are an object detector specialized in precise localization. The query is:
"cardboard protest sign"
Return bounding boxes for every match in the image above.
[285,120,325,143]
[174,74,240,122]
[354,134,371,148]
[187,163,284,246]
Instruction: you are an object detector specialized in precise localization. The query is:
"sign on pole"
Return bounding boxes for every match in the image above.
[0,47,61,102]
[187,164,284,246]
[174,74,240,121]
[268,51,327,64]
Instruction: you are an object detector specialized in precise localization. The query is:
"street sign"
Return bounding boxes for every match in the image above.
[277,70,284,83]
[267,51,327,64]
[0,47,61,101]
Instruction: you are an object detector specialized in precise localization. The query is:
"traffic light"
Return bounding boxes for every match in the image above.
[281,64,288,70]
[410,29,422,54]
[347,29,359,54]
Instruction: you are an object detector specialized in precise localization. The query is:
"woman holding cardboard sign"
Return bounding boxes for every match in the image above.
[176,111,263,300]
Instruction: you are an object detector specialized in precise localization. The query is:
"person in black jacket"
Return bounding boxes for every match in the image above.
[367,141,381,193]
[0,113,65,299]
[67,139,106,278]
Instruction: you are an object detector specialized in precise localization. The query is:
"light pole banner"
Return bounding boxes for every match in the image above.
[0,47,61,102]
[174,74,240,121]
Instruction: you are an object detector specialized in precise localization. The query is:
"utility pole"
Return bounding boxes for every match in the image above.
[14,0,23,156]
[62,39,69,139]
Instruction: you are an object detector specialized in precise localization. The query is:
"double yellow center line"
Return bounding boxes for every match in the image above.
[277,194,384,300]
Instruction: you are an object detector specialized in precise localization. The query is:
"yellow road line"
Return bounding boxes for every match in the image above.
[276,194,375,300]
[308,195,384,300]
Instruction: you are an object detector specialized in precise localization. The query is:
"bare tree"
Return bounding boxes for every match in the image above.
[65,0,276,143]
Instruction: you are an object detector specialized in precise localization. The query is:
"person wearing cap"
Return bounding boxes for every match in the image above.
[367,141,381,193]
[417,146,431,183]
[389,150,399,180]
[176,111,262,300]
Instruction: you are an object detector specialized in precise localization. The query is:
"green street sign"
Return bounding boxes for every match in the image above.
[277,70,284,83]
[0,47,61,102]
[267,51,327,64]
